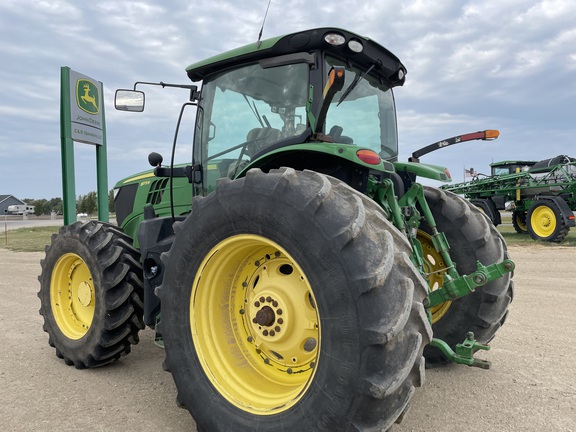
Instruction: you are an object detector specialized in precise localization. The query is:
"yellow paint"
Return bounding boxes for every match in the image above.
[123,172,155,184]
[50,253,95,339]
[417,230,452,323]
[530,205,557,238]
[190,234,319,415]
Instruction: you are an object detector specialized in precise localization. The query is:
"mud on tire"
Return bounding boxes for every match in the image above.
[38,221,144,368]
[157,168,432,431]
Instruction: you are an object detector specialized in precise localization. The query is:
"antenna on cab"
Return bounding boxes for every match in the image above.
[257,0,272,48]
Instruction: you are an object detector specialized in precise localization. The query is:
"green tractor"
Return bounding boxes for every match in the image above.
[39,28,514,430]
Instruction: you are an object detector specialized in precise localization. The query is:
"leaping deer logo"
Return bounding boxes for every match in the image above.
[81,84,97,110]
[76,79,99,114]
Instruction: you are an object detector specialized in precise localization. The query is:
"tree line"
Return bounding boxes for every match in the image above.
[23,190,115,217]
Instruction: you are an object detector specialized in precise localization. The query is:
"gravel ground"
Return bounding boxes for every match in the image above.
[1,245,575,431]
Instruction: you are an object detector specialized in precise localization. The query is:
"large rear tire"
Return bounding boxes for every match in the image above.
[38,221,144,368]
[418,187,513,365]
[157,168,432,431]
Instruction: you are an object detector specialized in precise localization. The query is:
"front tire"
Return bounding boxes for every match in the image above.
[38,221,144,368]
[158,168,432,431]
[419,187,513,365]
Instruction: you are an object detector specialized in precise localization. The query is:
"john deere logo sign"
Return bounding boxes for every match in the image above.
[76,79,100,114]
[67,69,104,146]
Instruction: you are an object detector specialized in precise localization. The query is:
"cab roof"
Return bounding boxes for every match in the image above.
[186,27,406,87]
[490,160,537,167]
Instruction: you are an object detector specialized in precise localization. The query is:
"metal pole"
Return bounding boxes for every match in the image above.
[60,67,77,226]
[96,79,109,223]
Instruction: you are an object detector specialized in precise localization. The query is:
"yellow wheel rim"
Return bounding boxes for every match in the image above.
[50,253,95,339]
[191,234,320,415]
[417,230,452,323]
[515,213,527,232]
[531,205,556,238]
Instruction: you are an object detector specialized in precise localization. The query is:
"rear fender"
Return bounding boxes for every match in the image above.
[237,144,395,192]
[240,143,396,175]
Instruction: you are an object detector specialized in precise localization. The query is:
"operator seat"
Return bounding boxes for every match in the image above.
[245,127,282,156]
[328,125,353,144]
[227,127,282,178]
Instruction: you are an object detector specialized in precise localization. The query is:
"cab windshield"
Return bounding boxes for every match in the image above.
[324,56,398,160]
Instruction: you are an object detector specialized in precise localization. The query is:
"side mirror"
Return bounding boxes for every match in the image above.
[114,89,145,112]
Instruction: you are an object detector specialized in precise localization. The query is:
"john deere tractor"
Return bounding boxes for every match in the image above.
[39,28,514,431]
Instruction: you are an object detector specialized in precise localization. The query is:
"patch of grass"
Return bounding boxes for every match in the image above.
[497,224,576,247]
[0,226,61,252]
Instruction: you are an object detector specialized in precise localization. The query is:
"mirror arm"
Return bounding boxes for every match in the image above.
[133,81,200,101]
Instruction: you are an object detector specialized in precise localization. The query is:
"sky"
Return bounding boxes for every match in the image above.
[2,0,576,200]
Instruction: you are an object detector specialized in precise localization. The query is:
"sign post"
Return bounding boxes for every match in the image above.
[60,67,109,225]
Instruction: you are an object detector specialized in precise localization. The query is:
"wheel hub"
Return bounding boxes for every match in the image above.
[538,215,551,227]
[255,305,275,326]
[77,281,93,307]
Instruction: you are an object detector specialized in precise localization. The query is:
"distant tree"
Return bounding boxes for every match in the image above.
[82,192,98,216]
[34,199,48,216]
[76,194,84,214]
[108,189,115,214]
[49,197,63,214]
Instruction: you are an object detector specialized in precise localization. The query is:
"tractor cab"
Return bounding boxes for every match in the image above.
[186,29,406,193]
[490,160,536,176]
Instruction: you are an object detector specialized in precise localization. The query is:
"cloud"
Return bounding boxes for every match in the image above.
[1,0,575,199]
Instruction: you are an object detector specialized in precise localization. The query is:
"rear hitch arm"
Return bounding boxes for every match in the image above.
[430,332,491,369]
[427,259,515,307]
